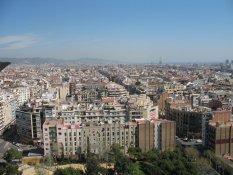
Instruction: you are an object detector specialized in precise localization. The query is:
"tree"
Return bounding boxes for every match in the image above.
[0,162,20,175]
[128,147,142,160]
[109,143,133,175]
[3,148,22,162]
[115,156,133,175]
[85,137,101,175]
[184,147,199,162]
[132,162,145,175]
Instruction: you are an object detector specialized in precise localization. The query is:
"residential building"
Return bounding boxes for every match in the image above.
[43,119,136,157]
[208,121,233,156]
[0,93,16,134]
[135,119,176,152]
[16,105,45,144]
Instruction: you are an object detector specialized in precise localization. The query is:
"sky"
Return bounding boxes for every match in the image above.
[0,0,233,63]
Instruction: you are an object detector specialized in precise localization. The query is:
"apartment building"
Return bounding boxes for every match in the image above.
[59,98,126,124]
[128,94,158,120]
[0,93,16,134]
[43,119,136,157]
[75,90,98,102]
[135,119,176,152]
[105,82,129,97]
[13,87,31,106]
[208,121,233,156]
[163,83,186,94]
[165,100,212,139]
[16,105,45,144]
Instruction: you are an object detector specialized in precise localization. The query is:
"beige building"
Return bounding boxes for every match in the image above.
[128,94,158,120]
[135,119,176,152]
[164,83,186,94]
[208,121,233,156]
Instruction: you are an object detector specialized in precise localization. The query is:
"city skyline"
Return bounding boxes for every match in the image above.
[1,0,233,62]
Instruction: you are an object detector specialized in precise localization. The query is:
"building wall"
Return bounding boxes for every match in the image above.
[208,122,233,156]
[13,87,30,106]
[0,95,16,134]
[43,119,136,157]
[136,121,154,153]
[212,110,231,123]
[160,121,176,151]
[16,109,44,144]
[16,111,32,143]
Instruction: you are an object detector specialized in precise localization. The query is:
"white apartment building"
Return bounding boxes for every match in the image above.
[59,98,126,125]
[13,87,31,106]
[105,82,129,97]
[0,93,17,134]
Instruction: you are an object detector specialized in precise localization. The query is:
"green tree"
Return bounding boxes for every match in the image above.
[184,147,199,162]
[85,137,101,175]
[132,162,145,175]
[109,143,133,175]
[115,156,133,175]
[3,148,22,162]
[128,147,142,160]
[0,163,20,175]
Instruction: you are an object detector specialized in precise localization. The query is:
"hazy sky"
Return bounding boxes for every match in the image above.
[0,0,233,63]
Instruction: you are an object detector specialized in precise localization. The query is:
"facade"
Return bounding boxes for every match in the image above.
[135,119,176,152]
[13,87,31,106]
[208,121,233,156]
[136,120,154,152]
[16,106,45,144]
[105,83,129,97]
[75,90,98,102]
[0,93,16,134]
[163,83,186,94]
[128,94,158,120]
[165,100,212,139]
[43,119,136,157]
[59,98,126,124]
[57,83,70,101]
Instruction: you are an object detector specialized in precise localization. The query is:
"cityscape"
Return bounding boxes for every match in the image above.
[1,0,233,175]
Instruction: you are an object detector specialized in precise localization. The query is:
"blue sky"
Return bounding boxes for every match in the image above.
[0,0,233,63]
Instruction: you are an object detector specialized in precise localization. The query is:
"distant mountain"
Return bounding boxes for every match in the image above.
[0,57,120,64]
